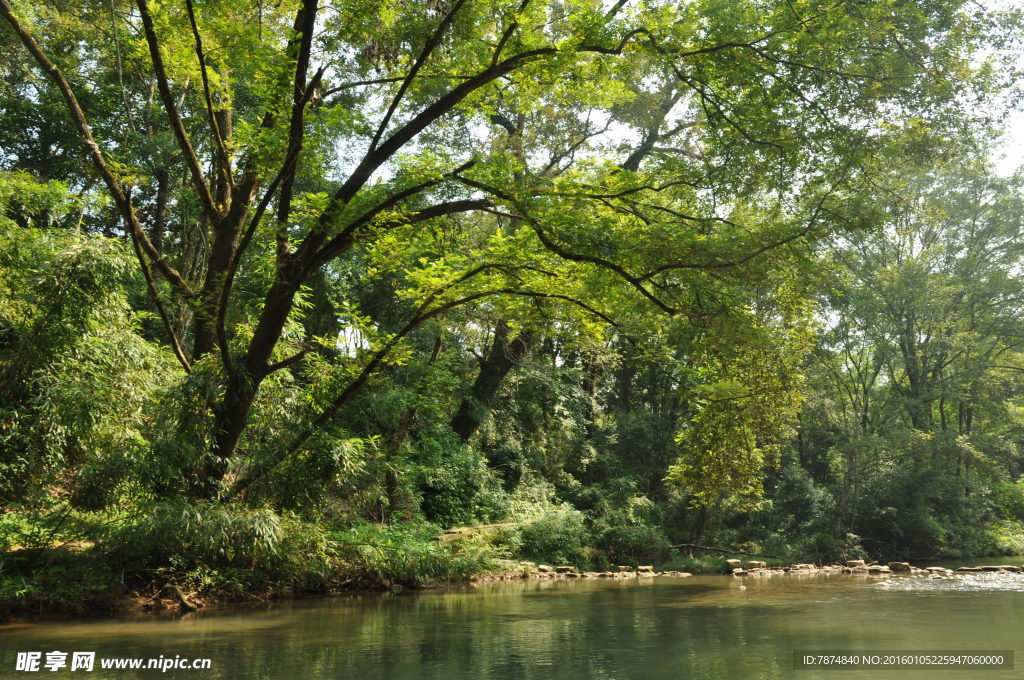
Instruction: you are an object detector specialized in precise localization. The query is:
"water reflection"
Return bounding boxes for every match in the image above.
[2,572,1023,679]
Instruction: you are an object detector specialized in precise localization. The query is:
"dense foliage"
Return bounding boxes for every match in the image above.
[0,0,1022,612]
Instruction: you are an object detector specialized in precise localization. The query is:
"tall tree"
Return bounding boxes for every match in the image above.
[805,150,1024,542]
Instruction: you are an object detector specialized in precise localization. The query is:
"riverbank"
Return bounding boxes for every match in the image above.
[7,541,1024,625]
[0,547,499,623]
[6,506,1023,623]
[0,547,816,622]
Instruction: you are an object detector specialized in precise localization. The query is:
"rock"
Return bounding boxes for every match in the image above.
[1002,565,1021,573]
[957,566,982,572]
[887,562,912,573]
[791,563,817,571]
[598,572,613,578]
[979,565,1007,572]
[725,559,743,570]
[637,565,654,573]
[732,568,746,576]
[537,565,553,573]
[617,565,633,572]
[846,560,865,567]
[566,572,580,578]
[867,565,892,574]
[746,560,767,569]
[556,566,575,574]
[679,572,692,577]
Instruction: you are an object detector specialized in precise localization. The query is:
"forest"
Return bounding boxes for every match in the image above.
[1,0,1023,617]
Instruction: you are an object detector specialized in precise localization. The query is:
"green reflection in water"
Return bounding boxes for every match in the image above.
[2,570,1023,679]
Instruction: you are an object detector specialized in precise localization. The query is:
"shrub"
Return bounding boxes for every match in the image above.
[519,506,590,566]
[0,548,122,621]
[331,521,498,587]
[414,434,495,527]
[103,502,335,590]
[597,524,671,565]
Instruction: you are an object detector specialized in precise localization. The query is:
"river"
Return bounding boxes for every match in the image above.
[3,556,1024,679]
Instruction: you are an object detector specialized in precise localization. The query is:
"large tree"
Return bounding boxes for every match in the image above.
[799,148,1024,546]
[0,0,1007,498]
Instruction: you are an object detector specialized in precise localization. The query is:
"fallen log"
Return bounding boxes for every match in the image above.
[168,584,198,611]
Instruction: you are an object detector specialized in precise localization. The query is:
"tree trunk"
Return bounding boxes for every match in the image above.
[196,275,301,496]
[449,321,533,441]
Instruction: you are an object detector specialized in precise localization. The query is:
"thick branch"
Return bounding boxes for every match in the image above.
[296,46,559,264]
[136,0,219,222]
[528,220,680,314]
[184,0,231,191]
[275,0,320,230]
[370,0,470,152]
[637,225,813,281]
[299,25,648,264]
[313,197,492,268]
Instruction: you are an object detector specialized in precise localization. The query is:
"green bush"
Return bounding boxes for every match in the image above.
[0,512,34,552]
[989,520,1024,555]
[0,506,111,552]
[0,550,122,622]
[414,434,497,527]
[597,524,671,565]
[104,502,336,590]
[0,223,168,507]
[519,506,590,566]
[331,521,498,587]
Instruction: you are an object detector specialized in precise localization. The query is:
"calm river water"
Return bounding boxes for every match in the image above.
[4,556,1024,679]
